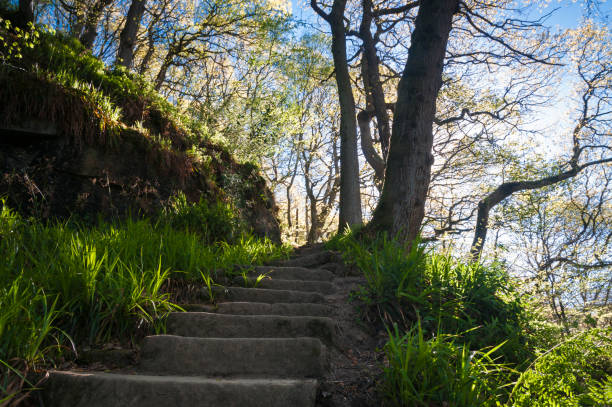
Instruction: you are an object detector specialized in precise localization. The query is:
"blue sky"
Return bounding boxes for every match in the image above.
[532,0,610,28]
[291,0,610,30]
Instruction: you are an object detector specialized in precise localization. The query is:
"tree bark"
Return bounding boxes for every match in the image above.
[17,0,34,27]
[116,0,146,68]
[285,150,299,230]
[311,0,362,230]
[71,8,86,39]
[304,168,320,243]
[360,0,392,159]
[137,5,163,75]
[368,0,458,246]
[154,50,173,90]
[357,109,385,186]
[80,0,114,50]
[286,187,293,228]
[138,29,156,75]
[295,206,299,241]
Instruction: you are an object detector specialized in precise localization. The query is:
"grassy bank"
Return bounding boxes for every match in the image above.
[328,231,612,406]
[0,202,290,405]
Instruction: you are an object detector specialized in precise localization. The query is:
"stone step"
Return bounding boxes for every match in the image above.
[43,371,317,407]
[234,277,335,294]
[270,251,336,268]
[183,302,334,317]
[252,266,335,282]
[141,335,326,377]
[167,312,335,345]
[293,244,326,257]
[213,286,325,304]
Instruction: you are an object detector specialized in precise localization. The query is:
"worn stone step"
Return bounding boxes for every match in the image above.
[183,302,334,317]
[293,244,326,257]
[234,277,335,294]
[269,251,336,268]
[252,266,335,282]
[213,286,325,304]
[43,371,317,407]
[167,312,335,345]
[141,335,326,377]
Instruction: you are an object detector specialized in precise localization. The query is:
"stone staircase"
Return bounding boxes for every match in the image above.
[42,251,339,407]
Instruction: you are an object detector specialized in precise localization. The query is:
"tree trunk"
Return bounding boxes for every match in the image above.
[470,150,612,259]
[307,209,321,243]
[358,31,385,186]
[368,0,458,246]
[137,6,163,75]
[303,150,322,244]
[305,201,310,241]
[154,51,173,90]
[17,0,34,27]
[139,32,156,75]
[71,6,87,39]
[285,151,299,230]
[295,206,299,242]
[360,0,391,159]
[357,109,385,186]
[80,0,114,50]
[331,1,362,229]
[116,0,146,68]
[286,187,292,229]
[305,180,320,243]
[312,0,362,230]
[469,168,583,260]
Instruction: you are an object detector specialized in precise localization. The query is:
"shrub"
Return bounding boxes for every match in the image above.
[510,328,612,407]
[332,233,612,406]
[337,232,530,365]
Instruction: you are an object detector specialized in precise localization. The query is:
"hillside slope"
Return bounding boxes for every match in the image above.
[0,25,280,241]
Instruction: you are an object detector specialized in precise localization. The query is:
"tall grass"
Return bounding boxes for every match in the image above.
[330,231,612,406]
[335,232,528,363]
[382,322,512,406]
[0,202,290,404]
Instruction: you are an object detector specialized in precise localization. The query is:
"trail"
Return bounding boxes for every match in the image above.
[42,247,380,406]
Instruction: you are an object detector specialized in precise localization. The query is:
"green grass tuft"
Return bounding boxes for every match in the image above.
[0,201,290,403]
[330,231,612,406]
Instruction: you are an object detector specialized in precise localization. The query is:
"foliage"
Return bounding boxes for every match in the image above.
[0,17,39,64]
[0,25,277,235]
[510,328,612,407]
[0,201,289,403]
[382,322,511,407]
[0,28,200,147]
[331,232,612,406]
[334,232,530,364]
[162,192,242,244]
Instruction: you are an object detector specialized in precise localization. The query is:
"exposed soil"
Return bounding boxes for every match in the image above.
[313,252,386,407]
[0,130,281,242]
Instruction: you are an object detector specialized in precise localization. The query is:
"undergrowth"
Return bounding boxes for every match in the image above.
[327,230,612,406]
[0,201,290,405]
[0,18,203,146]
[162,192,242,243]
[0,19,273,213]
